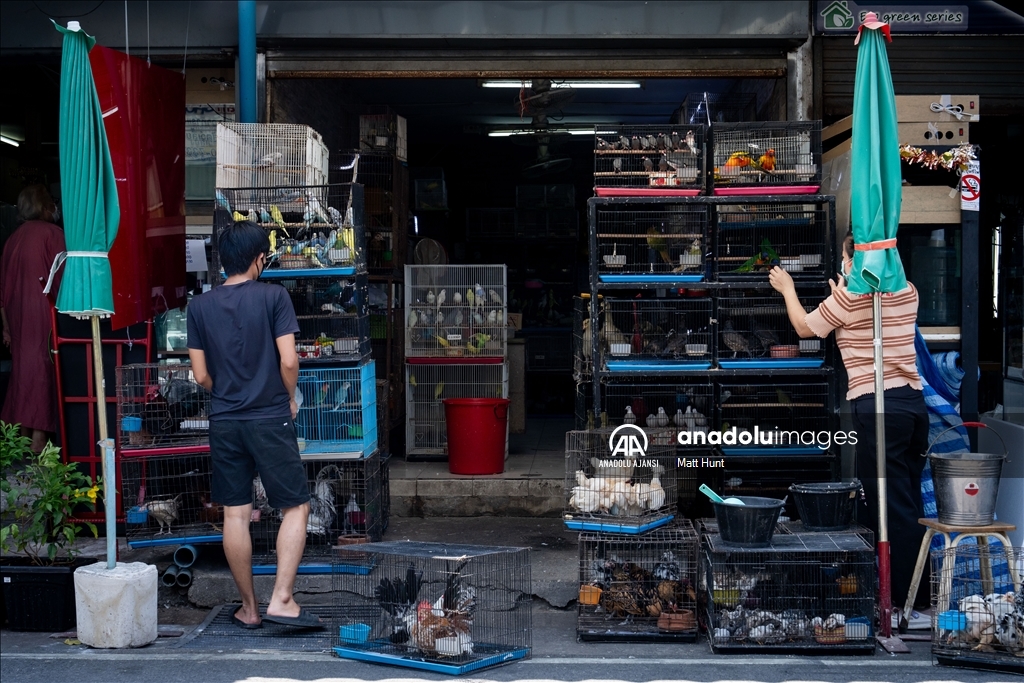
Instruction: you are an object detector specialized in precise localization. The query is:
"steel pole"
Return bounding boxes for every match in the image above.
[92,316,116,569]
[873,292,891,636]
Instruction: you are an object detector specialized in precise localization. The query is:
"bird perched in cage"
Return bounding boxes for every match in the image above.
[142,494,182,535]
[466,333,491,354]
[630,136,640,150]
[623,406,636,424]
[406,559,476,656]
[215,189,232,214]
[376,564,424,644]
[653,550,680,582]
[343,493,364,533]
[325,382,351,411]
[269,204,286,227]
[724,151,754,169]
[474,284,486,311]
[232,210,247,223]
[752,322,780,349]
[658,156,669,172]
[465,288,475,311]
[611,157,623,173]
[435,288,446,314]
[643,157,654,172]
[452,291,462,306]
[408,310,418,329]
[304,191,331,225]
[488,289,502,307]
[198,494,223,529]
[307,465,340,536]
[733,239,781,273]
[426,290,436,306]
[684,130,698,155]
[596,137,611,150]
[646,228,672,265]
[757,149,776,171]
[255,151,283,168]
[721,320,751,358]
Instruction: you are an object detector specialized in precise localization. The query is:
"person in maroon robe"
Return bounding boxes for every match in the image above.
[1,185,65,452]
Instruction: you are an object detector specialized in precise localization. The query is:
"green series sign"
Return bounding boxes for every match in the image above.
[817,1,969,32]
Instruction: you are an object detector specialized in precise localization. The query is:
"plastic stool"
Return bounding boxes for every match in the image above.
[902,518,1020,631]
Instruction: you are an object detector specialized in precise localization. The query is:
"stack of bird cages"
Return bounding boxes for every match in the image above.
[216,123,329,189]
[593,125,706,196]
[252,451,384,566]
[353,150,408,274]
[715,381,833,457]
[930,544,1023,672]
[278,273,371,363]
[710,121,822,195]
[121,451,222,548]
[577,521,700,642]
[681,92,757,125]
[564,429,677,534]
[573,296,594,382]
[715,201,832,281]
[700,527,875,654]
[405,363,509,458]
[599,298,714,371]
[376,379,391,456]
[212,184,366,278]
[359,107,408,161]
[590,200,710,283]
[404,265,508,359]
[116,363,211,451]
[599,381,713,440]
[332,542,532,674]
[295,362,378,458]
[716,292,827,368]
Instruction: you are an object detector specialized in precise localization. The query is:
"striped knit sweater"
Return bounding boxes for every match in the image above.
[804,283,923,400]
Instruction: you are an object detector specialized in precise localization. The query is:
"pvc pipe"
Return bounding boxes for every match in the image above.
[175,567,193,588]
[173,544,199,569]
[161,564,180,587]
[237,0,257,123]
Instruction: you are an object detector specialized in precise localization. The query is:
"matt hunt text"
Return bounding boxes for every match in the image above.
[678,456,725,468]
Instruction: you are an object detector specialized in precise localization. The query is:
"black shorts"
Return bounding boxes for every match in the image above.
[209,417,310,509]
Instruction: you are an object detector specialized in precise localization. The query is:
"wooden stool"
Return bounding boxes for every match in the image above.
[903,518,1020,627]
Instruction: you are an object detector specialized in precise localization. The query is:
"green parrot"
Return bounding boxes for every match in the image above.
[732,238,781,273]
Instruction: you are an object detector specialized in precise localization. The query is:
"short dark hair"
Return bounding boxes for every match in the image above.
[842,229,854,259]
[218,221,270,276]
[17,184,55,222]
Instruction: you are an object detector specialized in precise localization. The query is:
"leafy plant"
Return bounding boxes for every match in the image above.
[1,421,99,564]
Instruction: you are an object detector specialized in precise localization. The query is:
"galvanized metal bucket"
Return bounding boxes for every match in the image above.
[926,422,1008,526]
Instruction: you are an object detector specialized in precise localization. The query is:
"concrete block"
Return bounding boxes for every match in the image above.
[74,562,158,648]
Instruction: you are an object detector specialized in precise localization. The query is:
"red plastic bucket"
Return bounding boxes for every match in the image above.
[443,398,509,475]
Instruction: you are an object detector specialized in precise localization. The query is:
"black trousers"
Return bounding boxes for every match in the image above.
[851,384,931,609]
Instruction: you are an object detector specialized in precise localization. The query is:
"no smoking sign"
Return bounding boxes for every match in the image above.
[960,160,980,212]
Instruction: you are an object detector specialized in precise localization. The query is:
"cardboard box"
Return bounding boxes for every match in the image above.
[898,122,969,146]
[507,313,523,331]
[900,185,960,225]
[896,95,979,123]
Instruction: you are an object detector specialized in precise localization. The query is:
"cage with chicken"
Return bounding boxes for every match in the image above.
[275,272,370,363]
[716,292,828,368]
[599,381,714,447]
[590,200,710,284]
[564,429,677,534]
[251,451,384,566]
[121,451,223,548]
[715,381,834,456]
[593,124,706,196]
[294,361,378,458]
[710,121,822,195]
[599,298,714,371]
[404,265,508,359]
[211,183,366,279]
[715,201,833,281]
[577,521,699,642]
[700,526,875,654]
[930,544,1023,672]
[331,541,532,674]
[116,363,212,452]
[405,362,508,459]
[216,123,329,189]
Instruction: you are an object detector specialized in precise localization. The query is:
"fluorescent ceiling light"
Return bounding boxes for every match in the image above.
[488,128,616,137]
[481,80,641,89]
[0,135,20,147]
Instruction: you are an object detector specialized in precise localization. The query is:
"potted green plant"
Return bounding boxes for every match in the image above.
[1,421,99,631]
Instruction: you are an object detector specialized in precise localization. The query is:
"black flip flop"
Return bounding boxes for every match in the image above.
[230,605,263,630]
[262,607,325,629]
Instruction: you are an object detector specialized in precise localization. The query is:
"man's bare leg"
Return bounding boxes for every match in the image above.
[266,502,310,619]
[223,503,260,626]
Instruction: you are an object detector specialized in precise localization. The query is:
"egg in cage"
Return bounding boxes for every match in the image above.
[116,363,211,451]
[332,541,532,674]
[216,123,329,189]
[294,362,378,458]
[716,381,833,456]
[715,202,832,281]
[716,292,827,368]
[593,124,706,195]
[710,121,822,194]
[276,272,370,363]
[577,521,699,642]
[591,201,710,282]
[600,298,714,371]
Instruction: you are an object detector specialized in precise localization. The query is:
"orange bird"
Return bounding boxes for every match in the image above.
[757,148,776,171]
[723,151,753,168]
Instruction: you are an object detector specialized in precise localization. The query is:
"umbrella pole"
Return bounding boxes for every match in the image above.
[873,292,900,649]
[91,315,116,569]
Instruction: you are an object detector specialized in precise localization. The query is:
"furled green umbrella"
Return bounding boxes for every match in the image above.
[51,20,120,569]
[849,12,907,647]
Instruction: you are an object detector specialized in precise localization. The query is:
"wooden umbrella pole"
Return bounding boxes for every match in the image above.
[91,315,116,569]
[873,292,892,637]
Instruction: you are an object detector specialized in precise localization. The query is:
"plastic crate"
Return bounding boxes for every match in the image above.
[593,124,706,196]
[216,123,328,189]
[710,121,822,195]
[295,361,378,458]
[116,362,211,452]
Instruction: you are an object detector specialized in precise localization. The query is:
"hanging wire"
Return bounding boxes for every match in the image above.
[123,0,128,56]
[181,1,192,74]
[146,0,150,65]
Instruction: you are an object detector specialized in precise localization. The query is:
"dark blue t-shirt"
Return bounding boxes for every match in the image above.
[187,280,300,420]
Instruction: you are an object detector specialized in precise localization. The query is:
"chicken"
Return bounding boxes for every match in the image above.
[961,594,997,647]
[198,494,223,529]
[406,560,475,656]
[992,591,1024,656]
[142,494,182,534]
[375,564,423,644]
[307,464,340,536]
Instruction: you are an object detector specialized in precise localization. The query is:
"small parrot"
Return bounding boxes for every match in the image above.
[465,289,475,310]
[488,289,502,306]
[246,209,257,223]
[426,290,436,305]
[268,229,278,255]
[269,205,286,227]
[474,284,486,311]
[453,291,462,306]
[724,151,754,168]
[215,189,232,214]
[487,309,497,324]
[434,381,445,401]
[642,156,654,172]
[684,130,698,155]
[259,207,272,224]
[776,389,793,410]
[435,335,450,348]
[232,210,247,222]
[646,228,672,265]
[757,148,776,171]
[733,238,781,273]
[333,382,352,408]
[409,374,417,388]
[408,310,418,328]
[436,289,446,312]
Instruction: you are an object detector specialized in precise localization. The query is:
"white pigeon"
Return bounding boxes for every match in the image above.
[623,406,637,424]
[646,413,657,428]
[655,407,669,427]
[648,465,666,509]
[673,408,685,428]
[453,291,462,305]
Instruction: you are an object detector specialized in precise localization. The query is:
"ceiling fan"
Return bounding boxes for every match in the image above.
[508,79,576,177]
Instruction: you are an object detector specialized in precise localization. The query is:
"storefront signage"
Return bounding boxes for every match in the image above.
[817,1,968,33]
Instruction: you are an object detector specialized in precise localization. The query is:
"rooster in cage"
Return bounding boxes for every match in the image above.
[375,564,424,644]
[141,378,206,436]
[406,559,477,657]
[306,464,342,536]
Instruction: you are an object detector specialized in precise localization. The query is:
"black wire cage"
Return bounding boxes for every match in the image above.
[710,121,822,194]
[251,452,384,565]
[716,381,834,457]
[349,151,409,275]
[573,296,595,382]
[715,201,833,281]
[593,125,706,195]
[332,541,532,675]
[930,544,1023,673]
[716,292,827,369]
[116,363,211,452]
[577,521,700,642]
[700,527,876,654]
[121,452,222,548]
[600,298,714,371]
[591,202,710,282]
[681,92,758,125]
[599,381,713,440]
[277,272,371,363]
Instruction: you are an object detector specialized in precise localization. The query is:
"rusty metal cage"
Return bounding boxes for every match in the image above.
[116,363,211,452]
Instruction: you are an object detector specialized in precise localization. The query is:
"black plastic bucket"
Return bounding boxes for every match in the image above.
[712,496,785,548]
[789,480,861,531]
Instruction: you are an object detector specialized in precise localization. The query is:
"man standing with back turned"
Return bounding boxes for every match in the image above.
[188,221,323,629]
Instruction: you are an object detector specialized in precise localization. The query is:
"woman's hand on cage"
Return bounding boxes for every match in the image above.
[767,266,795,295]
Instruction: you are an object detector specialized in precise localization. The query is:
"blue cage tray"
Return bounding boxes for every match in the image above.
[564,515,674,535]
[599,274,705,284]
[718,359,824,369]
[333,643,530,675]
[606,360,712,372]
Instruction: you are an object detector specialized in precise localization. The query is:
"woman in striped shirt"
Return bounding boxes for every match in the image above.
[769,232,930,621]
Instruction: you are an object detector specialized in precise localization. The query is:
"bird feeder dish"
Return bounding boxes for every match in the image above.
[593,124,706,196]
[709,121,822,195]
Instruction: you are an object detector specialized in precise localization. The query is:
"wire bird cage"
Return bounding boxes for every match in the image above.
[710,121,822,194]
[572,296,594,382]
[716,292,827,368]
[121,452,222,548]
[116,363,211,451]
[577,522,699,642]
[277,273,371,363]
[564,429,677,534]
[332,541,532,674]
[681,92,758,125]
[930,544,1023,672]
[591,201,710,283]
[405,362,509,458]
[600,381,713,441]
[212,184,366,279]
[715,202,832,281]
[351,151,409,274]
[600,298,714,371]
[380,453,391,534]
[359,108,408,161]
[404,265,508,359]
[216,123,329,189]
[251,451,384,565]
[295,362,378,458]
[593,125,706,196]
[700,527,875,654]
[716,382,833,456]
[376,379,391,456]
